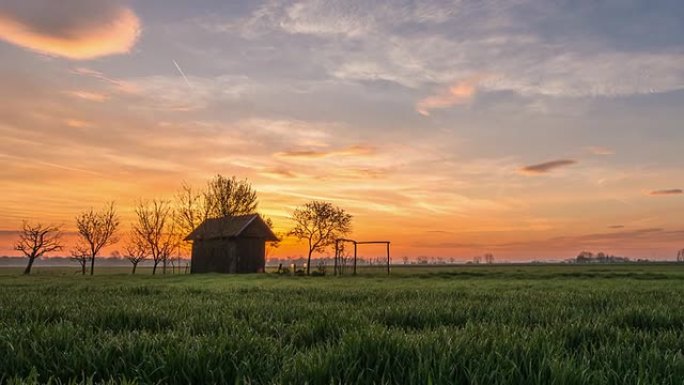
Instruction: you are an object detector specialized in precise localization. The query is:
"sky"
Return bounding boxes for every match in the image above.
[0,0,683,261]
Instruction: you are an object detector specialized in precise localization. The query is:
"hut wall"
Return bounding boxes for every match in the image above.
[190,239,237,273]
[236,237,266,273]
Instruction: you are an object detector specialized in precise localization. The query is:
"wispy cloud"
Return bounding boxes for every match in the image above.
[416,76,482,116]
[586,146,615,156]
[0,1,141,60]
[233,1,684,100]
[519,159,577,175]
[649,189,683,196]
[67,90,109,102]
[276,144,375,159]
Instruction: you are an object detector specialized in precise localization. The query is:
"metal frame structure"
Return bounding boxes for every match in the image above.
[334,238,391,275]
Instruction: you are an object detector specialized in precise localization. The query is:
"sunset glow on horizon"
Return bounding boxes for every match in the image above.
[1,0,683,261]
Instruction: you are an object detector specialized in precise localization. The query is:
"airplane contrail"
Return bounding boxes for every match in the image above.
[172,59,192,89]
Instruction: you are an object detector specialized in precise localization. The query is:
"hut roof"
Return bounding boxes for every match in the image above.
[184,214,279,242]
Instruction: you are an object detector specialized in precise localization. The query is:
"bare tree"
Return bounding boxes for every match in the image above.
[123,235,147,274]
[206,175,258,217]
[484,253,495,264]
[263,216,282,261]
[174,176,260,244]
[70,243,91,275]
[175,182,212,241]
[75,202,120,275]
[678,249,684,262]
[289,201,352,275]
[133,199,180,275]
[14,222,63,275]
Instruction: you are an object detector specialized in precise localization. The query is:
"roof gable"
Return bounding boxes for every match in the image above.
[184,214,278,242]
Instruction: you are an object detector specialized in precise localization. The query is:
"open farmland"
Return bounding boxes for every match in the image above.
[0,264,683,384]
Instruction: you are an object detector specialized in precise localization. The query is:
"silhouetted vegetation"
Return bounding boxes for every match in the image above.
[132,199,180,275]
[122,234,147,274]
[574,251,631,264]
[13,222,63,275]
[289,201,352,275]
[74,202,120,275]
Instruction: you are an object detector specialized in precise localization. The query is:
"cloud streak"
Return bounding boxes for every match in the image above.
[649,189,683,196]
[416,76,481,116]
[0,0,141,59]
[519,159,577,175]
[275,145,375,159]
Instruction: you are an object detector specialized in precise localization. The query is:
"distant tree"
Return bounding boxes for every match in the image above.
[122,236,147,275]
[206,175,258,218]
[175,182,212,241]
[132,200,180,275]
[70,243,91,275]
[484,253,495,264]
[261,216,281,260]
[75,202,120,275]
[472,255,482,264]
[14,222,63,275]
[289,201,352,275]
[677,249,684,262]
[576,251,593,263]
[402,256,410,265]
[175,176,260,240]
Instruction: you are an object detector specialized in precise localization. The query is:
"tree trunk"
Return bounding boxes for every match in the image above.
[23,257,36,275]
[152,261,158,275]
[81,262,86,275]
[90,254,95,276]
[306,249,313,275]
[132,263,137,275]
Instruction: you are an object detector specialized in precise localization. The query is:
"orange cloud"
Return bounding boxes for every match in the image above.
[276,145,376,159]
[68,90,109,102]
[586,146,615,156]
[649,189,682,196]
[64,119,92,128]
[0,2,140,60]
[519,159,577,175]
[416,76,482,116]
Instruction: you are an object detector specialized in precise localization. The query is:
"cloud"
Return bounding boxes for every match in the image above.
[519,159,577,175]
[230,1,684,100]
[68,90,109,102]
[649,189,683,196]
[416,76,482,116]
[0,0,141,59]
[586,146,614,156]
[276,144,375,159]
[64,119,92,128]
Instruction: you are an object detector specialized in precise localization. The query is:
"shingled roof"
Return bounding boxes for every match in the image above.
[184,214,279,242]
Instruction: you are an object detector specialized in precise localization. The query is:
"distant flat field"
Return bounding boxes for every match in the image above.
[0,264,683,384]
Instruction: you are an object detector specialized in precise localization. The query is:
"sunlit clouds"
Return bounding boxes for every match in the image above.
[0,1,141,60]
[0,0,683,260]
[519,160,578,175]
[416,77,482,116]
[649,189,683,196]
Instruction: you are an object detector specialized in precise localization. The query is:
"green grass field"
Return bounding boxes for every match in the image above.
[1,264,683,384]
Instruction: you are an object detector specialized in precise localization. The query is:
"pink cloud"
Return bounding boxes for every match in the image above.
[0,1,141,60]
[416,76,483,116]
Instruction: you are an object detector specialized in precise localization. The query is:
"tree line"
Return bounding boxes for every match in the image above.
[14,175,353,275]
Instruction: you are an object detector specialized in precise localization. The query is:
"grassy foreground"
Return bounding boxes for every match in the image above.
[0,264,683,384]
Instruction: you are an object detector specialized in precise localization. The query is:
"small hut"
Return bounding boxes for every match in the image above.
[185,214,278,274]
